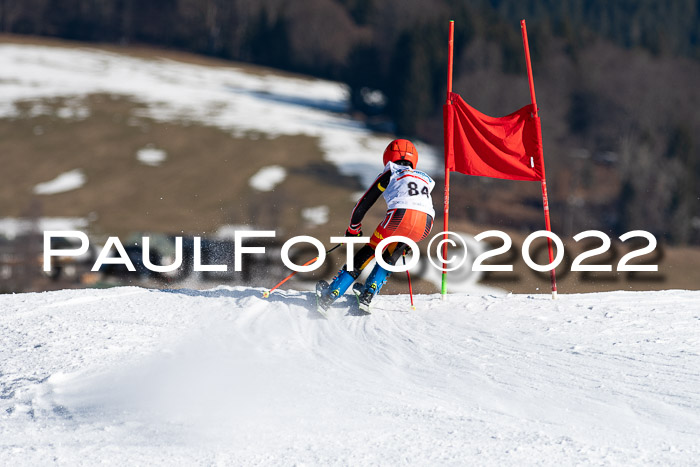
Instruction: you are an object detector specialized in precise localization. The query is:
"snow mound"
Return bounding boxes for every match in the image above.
[1,287,699,465]
[136,147,167,166]
[32,169,86,195]
[301,205,330,226]
[249,165,287,192]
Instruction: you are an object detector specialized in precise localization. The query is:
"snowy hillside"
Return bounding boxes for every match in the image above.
[1,287,699,465]
[0,43,439,187]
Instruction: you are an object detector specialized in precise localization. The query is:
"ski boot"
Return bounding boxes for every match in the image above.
[352,264,391,313]
[315,280,333,317]
[352,282,372,313]
[315,267,358,316]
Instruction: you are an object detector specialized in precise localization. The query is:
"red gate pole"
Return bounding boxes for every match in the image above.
[521,19,558,299]
[441,20,454,300]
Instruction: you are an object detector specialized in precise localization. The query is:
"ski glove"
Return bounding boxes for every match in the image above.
[345,226,363,237]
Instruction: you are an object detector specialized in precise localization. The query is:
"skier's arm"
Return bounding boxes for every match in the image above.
[347,170,391,235]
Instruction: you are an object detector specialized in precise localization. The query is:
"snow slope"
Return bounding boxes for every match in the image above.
[0,43,439,187]
[1,287,699,465]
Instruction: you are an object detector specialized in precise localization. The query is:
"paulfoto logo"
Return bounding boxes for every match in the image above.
[43,229,659,277]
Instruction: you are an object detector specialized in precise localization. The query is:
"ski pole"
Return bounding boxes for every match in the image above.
[262,243,342,298]
[403,251,415,310]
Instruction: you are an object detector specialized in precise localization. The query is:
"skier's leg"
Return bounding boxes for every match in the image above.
[385,242,409,265]
[346,209,430,311]
[353,210,431,311]
[351,244,375,273]
[325,243,375,299]
[366,242,405,293]
[364,262,392,295]
[353,243,406,311]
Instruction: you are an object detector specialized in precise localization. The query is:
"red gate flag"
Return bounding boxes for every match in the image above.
[444,92,544,181]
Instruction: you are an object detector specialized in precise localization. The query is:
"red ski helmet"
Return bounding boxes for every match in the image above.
[383,139,418,168]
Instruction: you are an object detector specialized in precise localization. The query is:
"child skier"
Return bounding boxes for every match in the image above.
[317,139,435,312]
